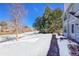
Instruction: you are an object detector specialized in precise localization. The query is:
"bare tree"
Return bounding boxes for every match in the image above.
[10,3,26,40]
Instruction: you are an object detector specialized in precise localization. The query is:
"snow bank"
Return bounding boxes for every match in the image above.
[0,33,52,56]
[58,39,70,56]
[57,36,71,56]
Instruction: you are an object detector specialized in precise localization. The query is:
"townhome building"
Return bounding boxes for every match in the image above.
[63,3,79,43]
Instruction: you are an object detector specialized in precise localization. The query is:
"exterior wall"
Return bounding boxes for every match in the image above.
[75,20,79,42]
[63,3,79,43]
[63,13,77,39]
[68,14,77,39]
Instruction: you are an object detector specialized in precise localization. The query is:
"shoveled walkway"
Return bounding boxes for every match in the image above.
[47,34,60,56]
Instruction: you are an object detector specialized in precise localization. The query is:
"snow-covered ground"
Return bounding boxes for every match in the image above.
[57,39,70,56]
[0,32,52,56]
[56,35,70,56]
[56,35,78,56]
[0,32,77,56]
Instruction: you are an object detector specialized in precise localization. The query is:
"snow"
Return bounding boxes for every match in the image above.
[0,32,52,56]
[57,36,71,56]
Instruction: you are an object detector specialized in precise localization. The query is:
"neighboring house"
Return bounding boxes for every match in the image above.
[0,21,8,32]
[63,3,79,43]
[22,26,32,32]
[0,21,16,32]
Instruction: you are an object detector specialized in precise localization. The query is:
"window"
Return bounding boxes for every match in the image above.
[72,24,74,33]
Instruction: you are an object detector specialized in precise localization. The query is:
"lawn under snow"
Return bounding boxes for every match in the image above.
[0,32,52,56]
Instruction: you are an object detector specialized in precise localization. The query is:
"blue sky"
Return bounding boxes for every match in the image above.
[0,3,64,28]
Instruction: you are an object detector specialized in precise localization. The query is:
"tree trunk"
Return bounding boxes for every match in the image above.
[16,25,19,40]
[15,19,19,41]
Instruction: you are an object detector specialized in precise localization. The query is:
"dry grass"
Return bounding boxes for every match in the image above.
[0,30,33,35]
[0,32,14,35]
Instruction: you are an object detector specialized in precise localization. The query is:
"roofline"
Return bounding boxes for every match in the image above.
[65,3,74,13]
